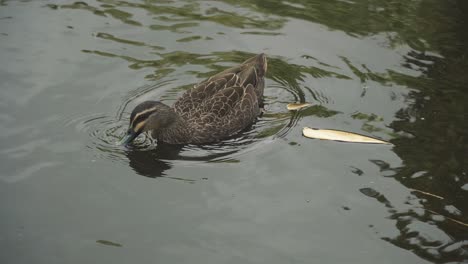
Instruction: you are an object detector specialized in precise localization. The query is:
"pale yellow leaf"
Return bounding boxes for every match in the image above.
[287,103,311,111]
[302,127,391,145]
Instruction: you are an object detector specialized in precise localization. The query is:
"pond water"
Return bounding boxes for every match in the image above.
[1,0,467,263]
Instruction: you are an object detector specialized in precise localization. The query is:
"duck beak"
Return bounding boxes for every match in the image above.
[120,130,139,145]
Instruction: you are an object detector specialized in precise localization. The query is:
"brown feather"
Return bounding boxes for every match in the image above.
[132,53,267,144]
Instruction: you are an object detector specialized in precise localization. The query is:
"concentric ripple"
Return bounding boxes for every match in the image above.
[66,113,131,162]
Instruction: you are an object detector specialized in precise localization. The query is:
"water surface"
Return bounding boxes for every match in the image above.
[1,0,467,263]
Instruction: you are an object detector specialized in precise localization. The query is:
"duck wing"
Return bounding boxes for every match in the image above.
[185,84,259,143]
[173,72,239,119]
[173,53,267,119]
[203,84,258,117]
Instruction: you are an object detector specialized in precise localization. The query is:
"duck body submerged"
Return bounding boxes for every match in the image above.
[121,53,268,145]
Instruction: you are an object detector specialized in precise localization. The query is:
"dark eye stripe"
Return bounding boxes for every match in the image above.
[132,110,155,129]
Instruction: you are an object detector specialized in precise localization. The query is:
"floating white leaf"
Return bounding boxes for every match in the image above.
[287,103,311,110]
[302,127,391,145]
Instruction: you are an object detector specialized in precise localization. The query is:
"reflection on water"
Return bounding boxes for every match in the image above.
[125,144,179,179]
[1,0,468,263]
[385,1,468,258]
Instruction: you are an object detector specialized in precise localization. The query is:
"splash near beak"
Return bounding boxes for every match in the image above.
[119,131,139,145]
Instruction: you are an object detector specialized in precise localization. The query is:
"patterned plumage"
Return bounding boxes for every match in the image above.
[121,53,267,145]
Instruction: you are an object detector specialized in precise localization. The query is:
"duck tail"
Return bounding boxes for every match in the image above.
[254,53,268,77]
[242,53,268,77]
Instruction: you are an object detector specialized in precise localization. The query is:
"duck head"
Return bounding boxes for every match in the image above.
[120,101,176,145]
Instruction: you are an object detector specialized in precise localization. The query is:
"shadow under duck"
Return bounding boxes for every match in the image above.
[121,53,268,145]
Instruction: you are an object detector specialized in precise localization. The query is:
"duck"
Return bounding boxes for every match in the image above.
[120,53,268,145]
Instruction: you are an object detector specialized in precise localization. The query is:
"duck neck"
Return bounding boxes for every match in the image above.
[152,110,191,144]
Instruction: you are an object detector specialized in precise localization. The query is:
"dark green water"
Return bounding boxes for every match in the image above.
[1,0,467,263]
